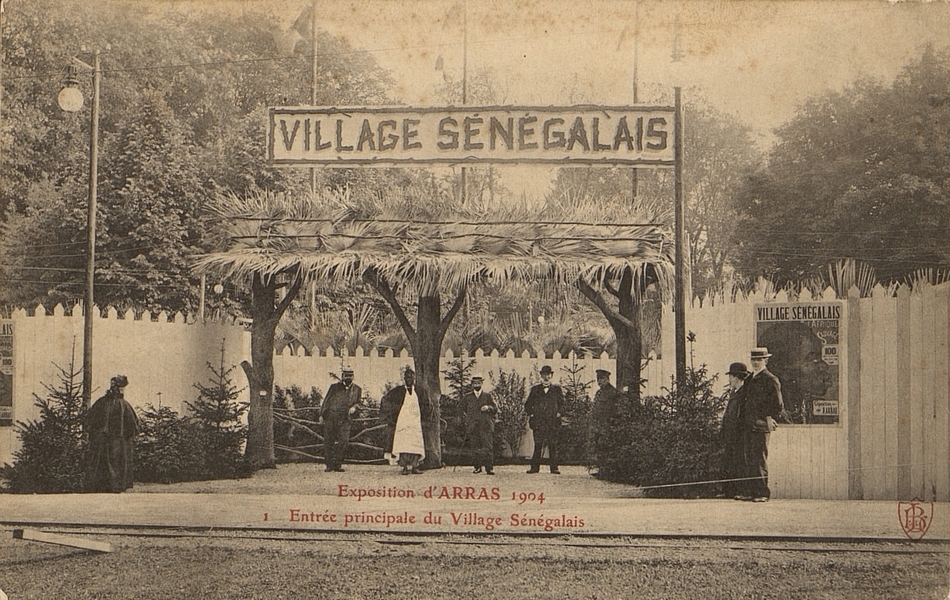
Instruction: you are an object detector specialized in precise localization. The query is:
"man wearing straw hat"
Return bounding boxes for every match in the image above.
[320,366,362,472]
[741,348,784,502]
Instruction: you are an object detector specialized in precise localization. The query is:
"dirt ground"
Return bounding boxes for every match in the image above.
[2,527,948,600]
[3,464,948,599]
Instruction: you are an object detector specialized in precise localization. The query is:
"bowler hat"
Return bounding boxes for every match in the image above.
[539,365,554,375]
[726,362,750,378]
[750,347,772,359]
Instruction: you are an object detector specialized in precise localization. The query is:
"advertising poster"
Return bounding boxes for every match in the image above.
[755,302,841,424]
[0,321,11,426]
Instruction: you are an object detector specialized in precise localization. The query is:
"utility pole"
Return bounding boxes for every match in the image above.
[460,0,468,204]
[673,86,686,385]
[310,0,318,194]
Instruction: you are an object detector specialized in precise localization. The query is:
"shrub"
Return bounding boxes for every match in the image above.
[136,345,251,482]
[1,359,86,493]
[135,404,202,483]
[599,365,726,498]
[440,357,475,465]
[273,384,322,463]
[488,368,527,459]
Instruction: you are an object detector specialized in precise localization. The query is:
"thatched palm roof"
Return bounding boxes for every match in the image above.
[194,191,675,297]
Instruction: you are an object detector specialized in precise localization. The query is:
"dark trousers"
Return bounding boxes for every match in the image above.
[530,427,559,472]
[742,431,770,498]
[721,434,744,497]
[469,429,494,471]
[324,419,351,470]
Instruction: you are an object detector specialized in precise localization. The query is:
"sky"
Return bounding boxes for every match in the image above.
[176,0,950,195]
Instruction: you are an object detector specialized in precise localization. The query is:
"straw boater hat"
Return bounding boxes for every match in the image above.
[471,373,484,382]
[341,366,354,375]
[750,347,772,359]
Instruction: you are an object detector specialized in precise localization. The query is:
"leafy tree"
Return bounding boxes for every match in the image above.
[0,0,393,314]
[733,46,950,286]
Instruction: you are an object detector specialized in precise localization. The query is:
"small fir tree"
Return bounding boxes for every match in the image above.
[185,341,250,479]
[558,358,593,465]
[2,351,86,493]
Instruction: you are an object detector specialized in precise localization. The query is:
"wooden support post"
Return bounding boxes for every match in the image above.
[13,528,113,553]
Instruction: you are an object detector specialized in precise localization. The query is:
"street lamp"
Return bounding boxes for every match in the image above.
[58,50,100,408]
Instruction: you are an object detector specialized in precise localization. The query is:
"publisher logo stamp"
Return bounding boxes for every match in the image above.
[897,498,933,541]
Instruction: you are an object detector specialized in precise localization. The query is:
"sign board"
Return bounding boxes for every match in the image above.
[268,105,676,166]
[754,302,841,425]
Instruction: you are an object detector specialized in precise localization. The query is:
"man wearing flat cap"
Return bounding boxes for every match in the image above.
[85,375,140,493]
[321,367,362,472]
[741,348,783,501]
[589,369,618,477]
[462,374,497,475]
[525,365,563,474]
[720,362,749,499]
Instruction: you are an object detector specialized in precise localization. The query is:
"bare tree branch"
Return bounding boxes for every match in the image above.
[439,286,467,338]
[363,266,417,342]
[575,278,635,330]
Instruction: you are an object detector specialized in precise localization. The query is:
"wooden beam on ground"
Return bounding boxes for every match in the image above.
[13,528,113,553]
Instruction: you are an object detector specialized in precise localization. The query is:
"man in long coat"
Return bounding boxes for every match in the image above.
[741,348,784,502]
[379,368,432,474]
[320,367,362,472]
[720,362,749,499]
[462,374,497,475]
[525,365,563,474]
[85,375,140,493]
[589,369,618,477]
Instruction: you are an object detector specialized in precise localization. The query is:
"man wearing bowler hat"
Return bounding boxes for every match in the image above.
[720,362,750,499]
[589,368,618,477]
[463,374,497,475]
[741,348,784,501]
[320,367,362,472]
[525,365,563,474]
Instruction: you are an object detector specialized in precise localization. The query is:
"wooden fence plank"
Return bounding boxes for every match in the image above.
[846,287,863,499]
[859,295,878,498]
[909,289,925,499]
[868,288,888,499]
[921,283,938,501]
[882,286,899,499]
[896,285,913,500]
[935,284,950,502]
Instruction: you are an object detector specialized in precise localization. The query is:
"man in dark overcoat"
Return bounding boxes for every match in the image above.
[741,347,784,501]
[525,365,563,474]
[720,362,749,499]
[379,368,433,473]
[463,374,497,475]
[589,369,618,477]
[320,367,362,472]
[85,375,140,493]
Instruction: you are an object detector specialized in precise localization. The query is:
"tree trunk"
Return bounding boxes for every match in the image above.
[577,267,644,402]
[415,294,444,469]
[614,269,643,401]
[241,271,302,471]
